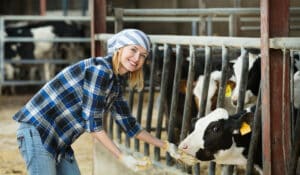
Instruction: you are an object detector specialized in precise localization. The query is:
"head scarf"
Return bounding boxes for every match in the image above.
[107,29,151,56]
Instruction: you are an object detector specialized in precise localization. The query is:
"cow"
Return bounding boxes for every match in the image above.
[3,21,88,94]
[178,106,262,174]
[193,70,236,115]
[231,49,300,109]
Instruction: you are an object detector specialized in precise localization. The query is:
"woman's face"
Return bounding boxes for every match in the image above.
[118,45,148,75]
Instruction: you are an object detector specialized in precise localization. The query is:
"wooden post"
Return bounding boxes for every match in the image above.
[90,0,106,57]
[260,0,291,175]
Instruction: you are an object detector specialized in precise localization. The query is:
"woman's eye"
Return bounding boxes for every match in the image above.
[131,48,137,52]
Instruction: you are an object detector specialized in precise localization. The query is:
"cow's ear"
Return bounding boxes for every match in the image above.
[238,112,254,135]
[231,112,253,135]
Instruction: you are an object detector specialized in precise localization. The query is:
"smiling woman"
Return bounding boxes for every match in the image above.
[12,28,181,175]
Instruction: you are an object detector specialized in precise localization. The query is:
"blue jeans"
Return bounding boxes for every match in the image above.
[16,122,81,175]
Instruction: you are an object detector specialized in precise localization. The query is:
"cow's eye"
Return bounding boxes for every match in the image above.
[213,126,219,132]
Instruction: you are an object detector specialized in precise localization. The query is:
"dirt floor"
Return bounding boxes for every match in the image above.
[0,95,93,175]
[0,94,253,175]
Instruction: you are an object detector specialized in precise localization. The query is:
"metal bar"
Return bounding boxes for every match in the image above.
[260,1,271,174]
[0,18,4,95]
[123,8,261,16]
[1,16,91,21]
[4,37,90,42]
[144,44,158,156]
[122,7,300,16]
[62,0,69,16]
[81,0,88,16]
[166,45,183,165]
[106,16,228,22]
[126,89,135,147]
[4,59,77,64]
[91,0,106,57]
[96,34,300,50]
[40,0,47,16]
[236,48,248,112]
[114,8,124,33]
[216,46,229,108]
[288,109,300,175]
[198,46,212,118]
[134,90,144,151]
[154,44,171,161]
[246,88,262,175]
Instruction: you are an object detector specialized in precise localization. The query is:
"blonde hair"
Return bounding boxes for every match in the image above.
[112,48,144,91]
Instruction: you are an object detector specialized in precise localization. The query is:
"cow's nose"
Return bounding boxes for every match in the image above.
[180,143,189,150]
[231,96,238,106]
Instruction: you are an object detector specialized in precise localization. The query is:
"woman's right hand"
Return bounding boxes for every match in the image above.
[119,154,152,171]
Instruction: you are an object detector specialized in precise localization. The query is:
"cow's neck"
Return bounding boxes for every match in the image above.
[214,139,247,165]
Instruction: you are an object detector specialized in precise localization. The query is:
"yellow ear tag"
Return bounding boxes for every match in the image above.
[240,122,251,135]
[225,84,232,97]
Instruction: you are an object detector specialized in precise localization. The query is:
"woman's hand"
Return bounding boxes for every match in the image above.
[162,141,181,159]
[119,154,152,171]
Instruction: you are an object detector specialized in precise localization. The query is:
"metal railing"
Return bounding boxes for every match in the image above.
[0,15,91,94]
[96,33,300,175]
[108,7,300,36]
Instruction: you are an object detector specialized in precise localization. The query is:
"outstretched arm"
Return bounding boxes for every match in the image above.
[91,130,122,159]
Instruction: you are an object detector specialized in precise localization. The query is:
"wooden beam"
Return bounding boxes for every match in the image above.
[260,0,291,175]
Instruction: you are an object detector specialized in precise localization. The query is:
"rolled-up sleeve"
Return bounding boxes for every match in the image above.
[111,95,142,137]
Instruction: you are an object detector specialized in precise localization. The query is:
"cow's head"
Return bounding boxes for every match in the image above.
[179,108,254,165]
[231,51,261,106]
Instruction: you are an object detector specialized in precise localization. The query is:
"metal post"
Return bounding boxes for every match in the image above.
[260,0,291,175]
[90,0,106,57]
[144,44,158,156]
[0,18,4,95]
[154,44,171,161]
[114,8,124,33]
[40,0,47,16]
[62,0,69,16]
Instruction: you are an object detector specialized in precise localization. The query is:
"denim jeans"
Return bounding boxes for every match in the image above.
[16,122,81,175]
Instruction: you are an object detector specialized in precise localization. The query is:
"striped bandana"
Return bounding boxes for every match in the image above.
[107,28,151,56]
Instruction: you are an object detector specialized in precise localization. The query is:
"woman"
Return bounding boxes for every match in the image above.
[13,29,179,175]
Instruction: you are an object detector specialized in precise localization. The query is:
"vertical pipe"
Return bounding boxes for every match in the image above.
[90,0,106,57]
[114,8,124,33]
[246,88,262,175]
[197,46,212,118]
[0,18,4,96]
[134,90,144,151]
[81,0,88,16]
[154,44,171,161]
[207,16,212,36]
[126,89,135,147]
[166,45,183,165]
[260,0,271,174]
[210,46,230,175]
[40,0,46,16]
[144,44,158,156]
[62,0,68,16]
[192,21,198,36]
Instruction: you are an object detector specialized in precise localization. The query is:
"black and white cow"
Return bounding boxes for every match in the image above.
[4,21,87,84]
[178,106,262,174]
[231,49,300,109]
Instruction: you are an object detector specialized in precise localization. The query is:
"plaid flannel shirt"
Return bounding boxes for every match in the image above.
[13,56,142,158]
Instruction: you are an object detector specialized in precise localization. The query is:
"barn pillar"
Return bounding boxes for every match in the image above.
[260,0,291,175]
[39,0,47,16]
[90,0,106,57]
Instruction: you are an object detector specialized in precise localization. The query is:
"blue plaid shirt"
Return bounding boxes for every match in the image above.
[13,56,142,158]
